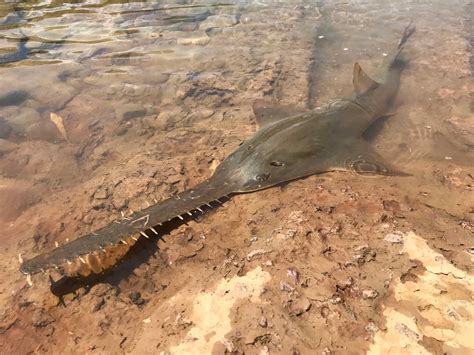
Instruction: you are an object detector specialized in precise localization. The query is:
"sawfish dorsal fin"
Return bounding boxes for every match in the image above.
[252,99,307,129]
[353,62,379,95]
[337,140,409,176]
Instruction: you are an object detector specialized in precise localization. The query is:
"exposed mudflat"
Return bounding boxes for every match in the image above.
[0,1,472,354]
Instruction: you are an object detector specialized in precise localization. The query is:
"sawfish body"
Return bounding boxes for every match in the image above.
[20,23,415,277]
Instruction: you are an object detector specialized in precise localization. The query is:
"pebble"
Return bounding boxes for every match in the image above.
[246,249,268,261]
[384,232,404,244]
[280,281,295,292]
[362,289,378,299]
[287,268,300,283]
[154,110,180,130]
[395,322,421,341]
[353,245,376,264]
[92,298,105,312]
[26,120,64,142]
[288,297,312,316]
[166,174,182,184]
[221,339,234,353]
[94,186,109,200]
[382,199,400,212]
[115,125,128,136]
[177,32,210,46]
[34,82,77,111]
[199,14,238,31]
[366,322,379,333]
[115,104,147,121]
[129,291,146,306]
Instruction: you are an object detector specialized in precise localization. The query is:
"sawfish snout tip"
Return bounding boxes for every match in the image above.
[19,260,37,276]
[19,255,50,276]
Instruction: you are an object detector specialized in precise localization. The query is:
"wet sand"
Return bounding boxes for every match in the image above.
[0,1,472,354]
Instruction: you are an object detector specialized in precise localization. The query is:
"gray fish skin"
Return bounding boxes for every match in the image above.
[20,23,415,276]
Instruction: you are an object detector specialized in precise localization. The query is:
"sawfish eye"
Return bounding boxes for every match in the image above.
[255,173,270,181]
[270,160,284,167]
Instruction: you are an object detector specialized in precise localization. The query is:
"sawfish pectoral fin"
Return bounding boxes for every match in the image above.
[353,62,380,96]
[252,99,308,129]
[335,140,410,176]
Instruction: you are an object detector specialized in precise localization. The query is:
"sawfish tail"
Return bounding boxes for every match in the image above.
[20,179,235,276]
[387,20,416,70]
[398,20,416,50]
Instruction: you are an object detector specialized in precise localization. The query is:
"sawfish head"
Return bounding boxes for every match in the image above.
[209,101,329,192]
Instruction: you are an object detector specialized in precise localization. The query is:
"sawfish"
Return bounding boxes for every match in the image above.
[20,23,415,278]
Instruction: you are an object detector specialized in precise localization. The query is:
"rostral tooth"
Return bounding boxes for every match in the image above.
[140,231,150,239]
[26,274,33,286]
[86,253,102,274]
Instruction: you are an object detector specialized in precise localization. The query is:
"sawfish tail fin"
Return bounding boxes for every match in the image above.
[398,20,416,50]
[388,20,416,69]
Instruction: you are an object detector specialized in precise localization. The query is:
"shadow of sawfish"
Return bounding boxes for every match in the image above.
[20,23,416,282]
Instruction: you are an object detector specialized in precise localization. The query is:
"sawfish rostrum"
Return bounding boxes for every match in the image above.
[20,23,415,277]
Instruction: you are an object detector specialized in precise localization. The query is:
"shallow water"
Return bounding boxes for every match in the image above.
[0,0,471,219]
[0,0,472,353]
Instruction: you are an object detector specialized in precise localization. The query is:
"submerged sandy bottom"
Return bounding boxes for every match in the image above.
[0,1,472,354]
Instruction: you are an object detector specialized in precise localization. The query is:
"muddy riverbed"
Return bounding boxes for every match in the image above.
[0,1,472,354]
